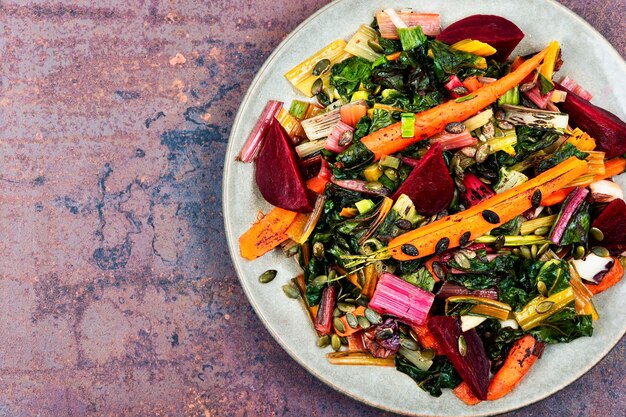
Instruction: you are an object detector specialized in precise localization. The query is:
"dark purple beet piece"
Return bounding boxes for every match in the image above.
[437,15,524,61]
[255,118,312,212]
[428,316,490,400]
[591,198,626,253]
[391,144,454,216]
[555,83,626,159]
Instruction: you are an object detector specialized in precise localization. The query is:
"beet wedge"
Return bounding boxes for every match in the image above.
[428,316,490,400]
[391,143,454,216]
[437,15,524,62]
[256,118,312,212]
[591,198,626,253]
[555,83,626,159]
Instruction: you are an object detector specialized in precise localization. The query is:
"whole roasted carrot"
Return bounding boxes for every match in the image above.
[359,45,551,160]
[486,335,544,400]
[585,258,624,295]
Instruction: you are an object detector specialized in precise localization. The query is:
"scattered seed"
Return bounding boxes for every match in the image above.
[459,249,476,259]
[590,227,604,242]
[311,78,323,96]
[333,317,346,333]
[312,58,331,76]
[400,338,419,351]
[452,86,469,96]
[366,181,383,191]
[432,261,446,280]
[520,82,536,92]
[258,269,277,284]
[460,146,477,157]
[591,246,610,257]
[356,295,370,307]
[481,122,495,139]
[317,335,330,348]
[482,209,500,224]
[364,308,382,325]
[496,120,514,130]
[574,245,586,260]
[435,237,450,255]
[313,242,325,259]
[459,231,471,246]
[282,284,300,299]
[537,242,550,258]
[312,275,328,286]
[346,312,359,329]
[537,281,548,297]
[357,315,371,329]
[409,329,419,343]
[384,168,398,182]
[376,327,394,340]
[333,307,342,318]
[445,122,465,134]
[475,143,490,164]
[458,335,467,357]
[520,246,532,259]
[367,39,384,53]
[454,251,471,269]
[534,226,549,236]
[340,336,348,346]
[401,244,419,257]
[495,109,506,121]
[531,189,542,208]
[338,130,353,147]
[512,248,522,256]
[331,334,341,351]
[338,302,356,313]
[494,235,506,251]
[536,300,555,314]
[531,244,538,259]
[395,219,413,230]
[421,349,436,360]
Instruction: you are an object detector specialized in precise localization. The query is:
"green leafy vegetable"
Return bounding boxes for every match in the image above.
[559,200,590,246]
[528,305,593,343]
[491,215,523,236]
[401,267,436,292]
[536,143,588,174]
[330,57,372,98]
[397,26,427,51]
[497,126,561,167]
[537,73,555,95]
[369,108,396,133]
[429,40,487,81]
[396,355,462,397]
[536,260,570,296]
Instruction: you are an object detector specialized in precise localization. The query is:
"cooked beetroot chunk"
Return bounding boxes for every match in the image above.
[391,144,454,216]
[591,198,626,253]
[555,83,626,159]
[437,15,524,62]
[255,118,312,212]
[428,316,490,400]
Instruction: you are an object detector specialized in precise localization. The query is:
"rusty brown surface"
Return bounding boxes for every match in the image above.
[0,0,623,416]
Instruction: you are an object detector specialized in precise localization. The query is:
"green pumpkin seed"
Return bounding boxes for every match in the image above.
[475,143,490,164]
[384,168,398,182]
[282,284,300,299]
[333,317,346,333]
[421,349,436,360]
[520,246,532,259]
[497,120,514,130]
[356,295,370,307]
[534,226,550,236]
[357,315,371,329]
[537,281,548,297]
[537,242,550,259]
[536,300,554,314]
[445,122,465,134]
[591,246,610,257]
[331,334,341,351]
[400,338,419,351]
[460,146,477,158]
[458,335,467,357]
[338,302,356,313]
[574,245,586,260]
[312,58,331,76]
[590,227,604,242]
[367,39,384,53]
[258,269,277,284]
[481,122,495,139]
[317,335,330,348]
[454,251,471,269]
[366,181,383,191]
[346,312,359,329]
[493,235,506,251]
[311,78,323,96]
[313,242,325,259]
[333,307,342,318]
[312,275,328,286]
[364,308,382,325]
[409,329,419,343]
[512,248,521,256]
[531,244,538,259]
[432,261,446,280]
[459,249,476,259]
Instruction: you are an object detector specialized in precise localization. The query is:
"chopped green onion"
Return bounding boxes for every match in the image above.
[380,155,401,169]
[397,26,427,51]
[401,113,415,138]
[455,94,475,103]
[538,73,555,95]
[355,199,376,214]
[289,100,309,119]
[498,85,520,106]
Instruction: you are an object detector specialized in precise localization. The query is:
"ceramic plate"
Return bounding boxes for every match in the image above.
[223,1,626,415]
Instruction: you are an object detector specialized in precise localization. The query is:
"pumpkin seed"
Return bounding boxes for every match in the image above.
[409,329,419,343]
[496,120,514,130]
[452,86,469,96]
[376,327,394,340]
[537,242,550,258]
[384,168,398,182]
[536,300,554,314]
[459,249,476,259]
[258,269,277,284]
[481,122,495,139]
[313,242,325,259]
[346,312,359,329]
[520,81,536,92]
[317,335,330,348]
[338,302,356,313]
[282,284,300,299]
[312,58,331,76]
[366,181,383,191]
[331,334,341,351]
[591,246,610,257]
[459,231,471,246]
[401,244,419,257]
[460,146,477,157]
[312,275,328,286]
[590,227,604,242]
[364,308,382,325]
[458,335,467,357]
[531,244,538,259]
[534,226,549,236]
[475,143,490,163]
[356,295,370,307]
[333,307,342,318]
[400,338,419,351]
[311,77,323,96]
[520,246,532,259]
[421,349,436,360]
[357,315,371,329]
[494,235,506,251]
[537,281,548,297]
[482,209,500,224]
[454,251,471,269]
[432,261,446,280]
[445,122,465,134]
[333,317,346,333]
[338,130,353,147]
[495,109,506,121]
[395,219,413,230]
[512,248,521,256]
[435,237,450,255]
[367,39,384,53]
[531,189,542,209]
[574,245,586,260]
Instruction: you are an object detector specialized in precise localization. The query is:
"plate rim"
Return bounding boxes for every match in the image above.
[222,1,626,415]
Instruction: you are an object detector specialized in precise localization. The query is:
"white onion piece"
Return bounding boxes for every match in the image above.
[460,316,487,332]
[499,319,519,330]
[589,180,623,203]
[572,253,614,283]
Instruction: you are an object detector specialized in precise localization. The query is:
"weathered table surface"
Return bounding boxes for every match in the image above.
[0,0,624,416]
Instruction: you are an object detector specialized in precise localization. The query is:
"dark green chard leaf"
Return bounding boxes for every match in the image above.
[498,258,543,311]
[330,56,372,98]
[429,40,487,81]
[377,35,402,54]
[304,257,327,306]
[369,108,396,133]
[371,60,406,90]
[536,143,588,174]
[401,267,436,292]
[476,320,524,361]
[396,355,461,397]
[537,73,555,95]
[353,116,372,140]
[336,140,374,169]
[528,305,593,344]
[536,259,571,296]
[491,216,524,236]
[497,126,561,167]
[560,200,590,246]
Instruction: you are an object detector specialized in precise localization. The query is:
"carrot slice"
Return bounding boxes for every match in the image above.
[239,207,298,260]
[386,51,402,61]
[462,76,483,93]
[410,320,444,355]
[454,381,481,405]
[585,258,624,295]
[487,335,543,400]
[340,102,368,128]
[424,256,443,282]
[359,45,551,160]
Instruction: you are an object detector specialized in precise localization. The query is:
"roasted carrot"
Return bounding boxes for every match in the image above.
[239,207,298,260]
[340,102,368,128]
[359,46,550,160]
[346,332,366,352]
[462,76,483,93]
[411,320,444,355]
[454,381,481,406]
[585,258,624,295]
[386,51,402,61]
[340,207,359,218]
[487,335,543,400]
[334,306,366,337]
[424,256,443,282]
[388,157,588,260]
[541,157,626,206]
[361,263,379,298]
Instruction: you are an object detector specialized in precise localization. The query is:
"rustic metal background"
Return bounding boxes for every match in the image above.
[0,0,623,416]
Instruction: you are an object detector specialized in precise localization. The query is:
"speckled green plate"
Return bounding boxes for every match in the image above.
[223,1,626,415]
